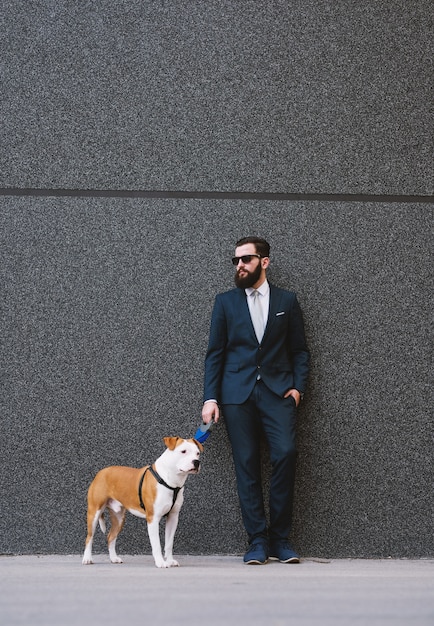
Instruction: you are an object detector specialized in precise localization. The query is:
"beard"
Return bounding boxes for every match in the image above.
[234,261,262,289]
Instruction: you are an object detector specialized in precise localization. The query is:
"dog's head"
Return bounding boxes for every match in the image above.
[163,436,203,474]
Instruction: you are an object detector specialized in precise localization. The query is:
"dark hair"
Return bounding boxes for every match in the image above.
[235,236,270,258]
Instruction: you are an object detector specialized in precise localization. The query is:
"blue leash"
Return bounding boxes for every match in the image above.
[193,420,214,444]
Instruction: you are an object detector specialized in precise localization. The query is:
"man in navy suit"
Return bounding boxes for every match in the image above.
[202,236,310,564]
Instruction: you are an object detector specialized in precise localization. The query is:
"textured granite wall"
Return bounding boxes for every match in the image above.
[1,1,432,558]
[2,0,432,195]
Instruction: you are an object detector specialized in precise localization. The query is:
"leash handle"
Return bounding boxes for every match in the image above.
[194,420,214,444]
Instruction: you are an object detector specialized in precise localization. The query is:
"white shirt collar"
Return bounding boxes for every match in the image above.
[246,279,269,297]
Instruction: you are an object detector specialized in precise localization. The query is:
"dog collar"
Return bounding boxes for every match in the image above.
[138,465,181,514]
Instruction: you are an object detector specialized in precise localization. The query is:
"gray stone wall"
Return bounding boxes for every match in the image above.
[1,1,432,557]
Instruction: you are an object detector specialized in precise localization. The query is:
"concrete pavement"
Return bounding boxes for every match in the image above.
[0,555,433,626]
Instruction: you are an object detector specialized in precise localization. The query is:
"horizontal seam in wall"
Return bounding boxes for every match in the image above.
[0,188,433,204]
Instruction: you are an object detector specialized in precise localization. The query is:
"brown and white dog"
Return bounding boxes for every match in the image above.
[82,437,203,568]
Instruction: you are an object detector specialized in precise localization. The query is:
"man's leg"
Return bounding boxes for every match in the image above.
[223,399,268,543]
[255,384,298,542]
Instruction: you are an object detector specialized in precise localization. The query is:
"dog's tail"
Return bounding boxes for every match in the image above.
[98,512,107,534]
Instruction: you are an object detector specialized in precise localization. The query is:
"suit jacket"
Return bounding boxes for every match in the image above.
[203,283,310,405]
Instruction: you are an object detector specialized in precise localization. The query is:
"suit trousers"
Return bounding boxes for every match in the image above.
[223,379,297,544]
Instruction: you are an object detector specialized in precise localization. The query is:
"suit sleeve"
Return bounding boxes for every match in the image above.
[288,295,310,393]
[203,295,227,403]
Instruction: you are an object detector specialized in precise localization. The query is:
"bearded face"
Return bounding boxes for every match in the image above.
[234,259,262,289]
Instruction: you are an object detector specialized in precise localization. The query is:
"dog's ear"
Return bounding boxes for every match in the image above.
[192,438,204,452]
[163,436,180,450]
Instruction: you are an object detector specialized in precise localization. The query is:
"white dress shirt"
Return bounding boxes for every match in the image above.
[246,279,270,334]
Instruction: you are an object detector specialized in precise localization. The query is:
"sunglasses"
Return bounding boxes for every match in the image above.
[231,254,262,266]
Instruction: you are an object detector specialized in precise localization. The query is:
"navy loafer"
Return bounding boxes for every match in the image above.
[269,540,300,563]
[243,540,269,565]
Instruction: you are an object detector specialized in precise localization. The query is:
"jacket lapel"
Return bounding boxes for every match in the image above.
[240,288,258,340]
[262,284,281,342]
[234,287,259,342]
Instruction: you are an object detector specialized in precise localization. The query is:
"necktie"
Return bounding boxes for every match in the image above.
[250,290,264,343]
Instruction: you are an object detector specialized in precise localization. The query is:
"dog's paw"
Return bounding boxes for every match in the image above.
[110,556,123,564]
[82,558,93,565]
[154,559,168,568]
[165,558,180,567]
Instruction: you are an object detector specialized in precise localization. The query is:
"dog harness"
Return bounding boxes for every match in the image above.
[138,465,181,514]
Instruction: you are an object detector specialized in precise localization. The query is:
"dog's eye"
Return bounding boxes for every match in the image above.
[181,449,187,454]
